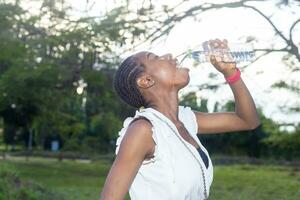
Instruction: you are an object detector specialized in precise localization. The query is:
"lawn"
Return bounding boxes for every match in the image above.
[1,157,299,200]
[210,164,300,200]
[0,157,116,200]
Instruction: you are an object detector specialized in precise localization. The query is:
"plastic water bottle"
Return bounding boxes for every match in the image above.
[177,42,255,67]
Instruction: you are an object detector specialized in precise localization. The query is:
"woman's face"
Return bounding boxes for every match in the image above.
[135,51,190,90]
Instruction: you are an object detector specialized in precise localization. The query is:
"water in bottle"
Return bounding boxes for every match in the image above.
[176,42,255,67]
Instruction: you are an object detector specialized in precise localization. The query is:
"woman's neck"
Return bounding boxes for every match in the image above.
[147,90,181,124]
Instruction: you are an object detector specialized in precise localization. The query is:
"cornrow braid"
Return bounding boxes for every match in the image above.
[113,55,148,109]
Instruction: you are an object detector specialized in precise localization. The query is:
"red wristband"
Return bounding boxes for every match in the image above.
[225,68,241,84]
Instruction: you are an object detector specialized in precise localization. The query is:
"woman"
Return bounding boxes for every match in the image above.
[100,39,261,200]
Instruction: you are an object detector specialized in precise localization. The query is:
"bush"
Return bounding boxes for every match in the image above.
[262,132,300,160]
[62,137,83,152]
[81,136,114,153]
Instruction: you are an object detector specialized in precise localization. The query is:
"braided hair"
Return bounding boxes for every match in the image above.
[113,54,149,109]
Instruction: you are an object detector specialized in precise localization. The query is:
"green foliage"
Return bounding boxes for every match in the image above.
[62,111,122,153]
[81,136,109,153]
[262,132,300,160]
[180,91,208,112]
[63,138,82,152]
[90,112,122,141]
[272,80,300,94]
[0,1,140,151]
[3,124,16,145]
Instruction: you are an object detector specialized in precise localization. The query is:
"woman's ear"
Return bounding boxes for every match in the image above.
[137,75,155,89]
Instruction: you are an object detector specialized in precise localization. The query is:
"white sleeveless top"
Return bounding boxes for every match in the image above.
[115,105,213,200]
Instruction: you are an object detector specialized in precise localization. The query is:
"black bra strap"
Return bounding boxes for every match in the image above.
[196,147,209,169]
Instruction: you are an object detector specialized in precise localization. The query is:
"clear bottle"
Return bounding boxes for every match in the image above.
[176,42,255,67]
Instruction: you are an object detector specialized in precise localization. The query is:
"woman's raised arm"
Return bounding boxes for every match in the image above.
[194,39,261,134]
[194,76,261,134]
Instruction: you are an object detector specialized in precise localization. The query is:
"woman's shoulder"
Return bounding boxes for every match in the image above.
[122,117,155,147]
[115,114,157,156]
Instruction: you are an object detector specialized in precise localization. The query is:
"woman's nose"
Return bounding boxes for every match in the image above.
[161,53,173,60]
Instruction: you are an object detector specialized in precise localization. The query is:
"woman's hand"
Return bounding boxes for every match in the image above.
[205,39,237,78]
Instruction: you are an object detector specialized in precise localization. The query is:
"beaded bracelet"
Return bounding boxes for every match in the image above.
[225,68,241,84]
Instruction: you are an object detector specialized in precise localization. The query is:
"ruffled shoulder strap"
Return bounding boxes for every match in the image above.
[115,110,159,159]
[179,105,198,135]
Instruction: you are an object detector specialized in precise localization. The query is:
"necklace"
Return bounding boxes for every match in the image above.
[148,111,208,200]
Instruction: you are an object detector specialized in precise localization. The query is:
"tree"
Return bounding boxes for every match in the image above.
[117,0,300,122]
[0,1,145,152]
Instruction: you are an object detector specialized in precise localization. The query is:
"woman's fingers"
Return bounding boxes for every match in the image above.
[205,39,234,62]
[207,38,229,49]
[209,39,220,49]
[223,39,228,48]
[216,39,222,48]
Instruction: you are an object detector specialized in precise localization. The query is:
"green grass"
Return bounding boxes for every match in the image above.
[209,164,300,200]
[1,158,113,200]
[0,160,66,200]
[0,157,299,200]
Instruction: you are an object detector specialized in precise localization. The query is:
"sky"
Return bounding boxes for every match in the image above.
[20,0,300,130]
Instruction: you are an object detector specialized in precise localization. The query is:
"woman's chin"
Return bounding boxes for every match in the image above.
[173,69,190,89]
[177,66,190,72]
[178,77,190,89]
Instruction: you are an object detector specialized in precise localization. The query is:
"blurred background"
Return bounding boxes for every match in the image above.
[0,0,299,199]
